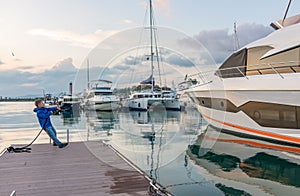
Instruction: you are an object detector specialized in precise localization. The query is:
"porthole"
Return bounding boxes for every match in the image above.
[253,111,261,119]
[220,101,224,107]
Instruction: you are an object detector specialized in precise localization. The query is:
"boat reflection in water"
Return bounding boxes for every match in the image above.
[60,110,81,126]
[188,125,300,196]
[79,106,300,195]
[85,110,118,140]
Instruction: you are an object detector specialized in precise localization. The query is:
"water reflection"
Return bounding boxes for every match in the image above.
[60,110,80,125]
[59,104,300,195]
[85,110,118,139]
[188,125,300,195]
[241,152,300,187]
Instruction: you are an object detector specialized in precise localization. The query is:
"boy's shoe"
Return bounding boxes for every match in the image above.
[59,143,68,148]
[53,143,58,146]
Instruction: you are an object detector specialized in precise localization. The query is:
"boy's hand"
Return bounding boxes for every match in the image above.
[57,106,61,111]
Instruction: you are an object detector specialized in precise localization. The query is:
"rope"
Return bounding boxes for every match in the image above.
[7,128,44,153]
[6,118,48,153]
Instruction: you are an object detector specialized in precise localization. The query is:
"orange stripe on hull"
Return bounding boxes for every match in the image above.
[204,135,300,153]
[203,114,300,145]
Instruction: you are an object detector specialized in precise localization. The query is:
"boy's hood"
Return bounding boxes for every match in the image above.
[33,107,44,112]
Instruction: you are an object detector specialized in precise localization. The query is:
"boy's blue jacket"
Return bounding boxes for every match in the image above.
[33,107,57,128]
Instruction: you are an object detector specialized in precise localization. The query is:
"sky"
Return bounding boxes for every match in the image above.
[0,0,299,97]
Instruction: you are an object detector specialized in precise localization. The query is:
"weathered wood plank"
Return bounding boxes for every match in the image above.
[0,141,150,196]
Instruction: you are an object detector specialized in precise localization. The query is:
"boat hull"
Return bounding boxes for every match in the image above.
[86,101,120,111]
[186,74,300,146]
[129,98,181,111]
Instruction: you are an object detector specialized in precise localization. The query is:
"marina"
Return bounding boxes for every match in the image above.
[1,0,300,195]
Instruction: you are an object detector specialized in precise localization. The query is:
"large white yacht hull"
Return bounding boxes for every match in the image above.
[186,73,300,146]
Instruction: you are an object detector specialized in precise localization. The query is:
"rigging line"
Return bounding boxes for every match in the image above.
[154,28,163,87]
[130,4,149,86]
[152,8,162,86]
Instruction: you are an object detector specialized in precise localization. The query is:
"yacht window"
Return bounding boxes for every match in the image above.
[282,111,296,122]
[259,110,279,120]
[217,48,247,78]
[241,101,299,129]
[247,46,300,76]
[95,92,112,96]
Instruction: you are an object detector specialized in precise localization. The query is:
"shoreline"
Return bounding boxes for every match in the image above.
[0,98,40,102]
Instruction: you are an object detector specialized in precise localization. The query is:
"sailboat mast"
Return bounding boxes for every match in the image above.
[87,59,90,90]
[149,0,154,92]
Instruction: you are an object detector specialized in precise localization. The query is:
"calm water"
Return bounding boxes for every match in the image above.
[1,102,300,196]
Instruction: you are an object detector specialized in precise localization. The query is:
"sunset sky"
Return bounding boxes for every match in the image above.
[0,0,299,97]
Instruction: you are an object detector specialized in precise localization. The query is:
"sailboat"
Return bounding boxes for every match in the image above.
[128,0,180,111]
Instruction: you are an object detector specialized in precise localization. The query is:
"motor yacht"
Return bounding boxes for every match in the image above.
[85,80,120,111]
[186,16,300,146]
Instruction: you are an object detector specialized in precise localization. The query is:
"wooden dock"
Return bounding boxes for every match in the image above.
[0,141,151,196]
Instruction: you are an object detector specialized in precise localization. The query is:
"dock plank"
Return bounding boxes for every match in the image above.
[0,141,150,196]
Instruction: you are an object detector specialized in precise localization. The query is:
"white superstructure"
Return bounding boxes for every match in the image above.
[85,80,120,111]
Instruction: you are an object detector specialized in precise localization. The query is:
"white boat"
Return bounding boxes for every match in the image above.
[128,89,180,111]
[128,0,180,111]
[44,93,55,106]
[186,15,300,146]
[85,80,120,111]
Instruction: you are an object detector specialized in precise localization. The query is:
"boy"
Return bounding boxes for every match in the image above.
[33,99,68,148]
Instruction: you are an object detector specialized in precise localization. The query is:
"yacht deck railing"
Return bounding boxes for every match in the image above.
[185,61,300,86]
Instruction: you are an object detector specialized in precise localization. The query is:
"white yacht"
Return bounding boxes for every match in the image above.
[85,80,120,111]
[128,0,180,111]
[128,89,180,111]
[186,15,300,146]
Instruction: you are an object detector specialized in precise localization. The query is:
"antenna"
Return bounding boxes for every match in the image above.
[271,0,293,29]
[233,22,240,51]
[87,59,90,90]
[282,0,292,26]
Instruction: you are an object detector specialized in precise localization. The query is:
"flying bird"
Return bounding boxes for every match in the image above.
[11,52,15,56]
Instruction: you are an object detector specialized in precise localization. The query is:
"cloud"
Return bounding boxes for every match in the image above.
[51,57,76,71]
[19,83,39,87]
[154,0,171,17]
[0,58,78,97]
[165,53,194,67]
[28,28,116,48]
[121,19,134,24]
[123,55,143,65]
[19,66,35,70]
[193,23,273,63]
